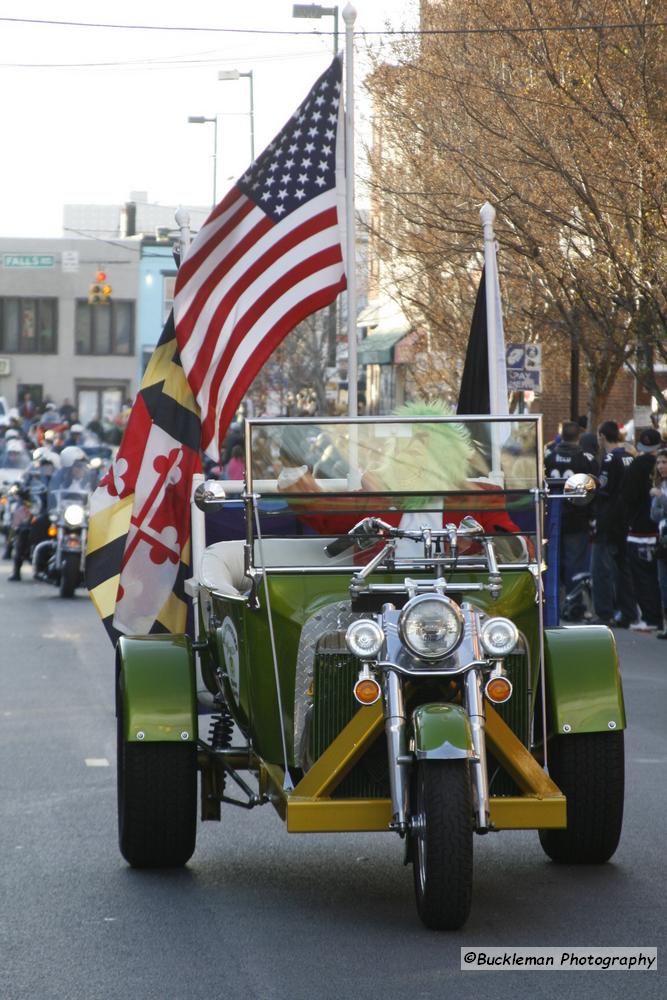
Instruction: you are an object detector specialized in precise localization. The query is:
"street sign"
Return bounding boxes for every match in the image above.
[61,251,79,273]
[3,254,55,269]
[506,342,541,391]
[0,357,11,376]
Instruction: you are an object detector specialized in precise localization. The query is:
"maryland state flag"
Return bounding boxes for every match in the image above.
[86,313,202,643]
[86,56,347,643]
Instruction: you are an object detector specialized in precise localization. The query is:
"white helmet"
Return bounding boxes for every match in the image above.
[33,446,61,468]
[70,423,84,434]
[59,446,86,468]
[4,428,19,440]
[6,439,24,454]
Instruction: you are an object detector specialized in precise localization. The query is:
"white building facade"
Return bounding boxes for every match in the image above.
[0,237,140,424]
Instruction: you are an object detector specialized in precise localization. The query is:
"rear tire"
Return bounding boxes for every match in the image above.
[539,731,624,864]
[117,680,197,868]
[411,760,473,930]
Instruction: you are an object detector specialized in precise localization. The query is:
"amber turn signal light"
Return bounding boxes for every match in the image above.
[353,677,381,706]
[485,676,513,704]
[48,524,58,538]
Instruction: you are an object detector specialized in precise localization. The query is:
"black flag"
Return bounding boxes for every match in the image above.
[456,267,489,415]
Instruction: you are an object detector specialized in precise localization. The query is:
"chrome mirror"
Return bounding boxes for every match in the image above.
[194,480,227,512]
[563,472,597,506]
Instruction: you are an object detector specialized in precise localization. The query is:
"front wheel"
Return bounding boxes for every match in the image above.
[539,731,624,864]
[411,760,473,930]
[117,679,197,868]
[59,551,80,598]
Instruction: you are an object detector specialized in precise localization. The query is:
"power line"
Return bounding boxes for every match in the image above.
[0,48,323,70]
[0,15,665,37]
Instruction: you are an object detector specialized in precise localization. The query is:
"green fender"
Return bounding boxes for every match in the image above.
[117,635,197,744]
[544,626,626,736]
[411,703,475,760]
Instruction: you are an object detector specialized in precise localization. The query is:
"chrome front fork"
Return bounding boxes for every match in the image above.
[383,669,410,833]
[383,666,490,835]
[465,668,490,831]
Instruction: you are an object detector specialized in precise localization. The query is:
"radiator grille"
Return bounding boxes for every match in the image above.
[487,651,531,797]
[309,647,531,800]
[310,649,389,799]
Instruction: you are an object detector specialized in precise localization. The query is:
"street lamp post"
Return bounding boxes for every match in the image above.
[218,69,255,163]
[292,4,339,53]
[292,4,341,371]
[187,115,218,208]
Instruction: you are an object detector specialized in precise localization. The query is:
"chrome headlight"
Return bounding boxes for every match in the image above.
[480,617,519,658]
[63,503,85,528]
[399,594,464,661]
[345,619,384,659]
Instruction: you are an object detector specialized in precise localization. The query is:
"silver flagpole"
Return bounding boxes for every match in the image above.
[480,202,508,484]
[343,4,357,418]
[175,207,192,262]
[480,202,508,416]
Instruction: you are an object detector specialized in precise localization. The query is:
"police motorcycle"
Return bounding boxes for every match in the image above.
[115,414,625,931]
[33,447,92,597]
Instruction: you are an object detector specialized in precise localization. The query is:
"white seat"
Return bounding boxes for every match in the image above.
[200,541,249,596]
[199,536,351,595]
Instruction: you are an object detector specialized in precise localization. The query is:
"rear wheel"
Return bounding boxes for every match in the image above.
[411,760,473,930]
[539,731,624,863]
[117,678,197,868]
[59,551,80,598]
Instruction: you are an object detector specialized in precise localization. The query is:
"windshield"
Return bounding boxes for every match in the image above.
[248,417,541,497]
[0,447,31,471]
[227,417,543,564]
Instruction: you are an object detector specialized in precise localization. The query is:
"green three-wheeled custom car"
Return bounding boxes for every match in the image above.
[116,413,625,929]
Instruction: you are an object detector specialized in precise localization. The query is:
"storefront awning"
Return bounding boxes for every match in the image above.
[357,330,408,365]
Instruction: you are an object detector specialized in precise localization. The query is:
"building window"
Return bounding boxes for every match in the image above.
[76,383,128,429]
[0,297,57,353]
[75,300,134,355]
[163,273,177,324]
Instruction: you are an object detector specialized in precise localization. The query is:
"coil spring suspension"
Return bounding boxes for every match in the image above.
[209,707,234,751]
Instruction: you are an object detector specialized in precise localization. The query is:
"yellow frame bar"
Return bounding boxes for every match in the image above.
[260,697,567,833]
[485,705,562,798]
[286,795,565,832]
[291,702,385,799]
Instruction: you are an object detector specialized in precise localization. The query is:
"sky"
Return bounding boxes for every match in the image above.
[0,1,416,238]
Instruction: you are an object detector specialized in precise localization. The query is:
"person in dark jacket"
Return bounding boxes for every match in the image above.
[590,420,637,626]
[622,428,663,631]
[545,420,598,620]
[650,447,667,638]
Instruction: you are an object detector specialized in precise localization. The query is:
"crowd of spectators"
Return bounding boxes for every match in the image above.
[546,413,667,638]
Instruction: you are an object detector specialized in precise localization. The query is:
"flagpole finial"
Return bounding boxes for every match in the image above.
[480,201,496,227]
[342,4,357,24]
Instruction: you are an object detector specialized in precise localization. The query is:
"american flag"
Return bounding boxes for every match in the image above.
[175,54,346,460]
[87,56,347,642]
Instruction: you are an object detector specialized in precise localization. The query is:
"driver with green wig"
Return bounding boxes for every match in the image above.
[276,400,521,547]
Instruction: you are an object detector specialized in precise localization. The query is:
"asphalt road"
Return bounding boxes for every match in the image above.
[1,561,664,1000]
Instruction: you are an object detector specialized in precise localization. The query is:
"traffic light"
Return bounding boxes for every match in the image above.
[88,271,112,305]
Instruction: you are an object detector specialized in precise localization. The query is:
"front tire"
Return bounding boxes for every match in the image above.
[539,731,624,864]
[411,760,473,930]
[117,680,197,868]
[59,551,80,598]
